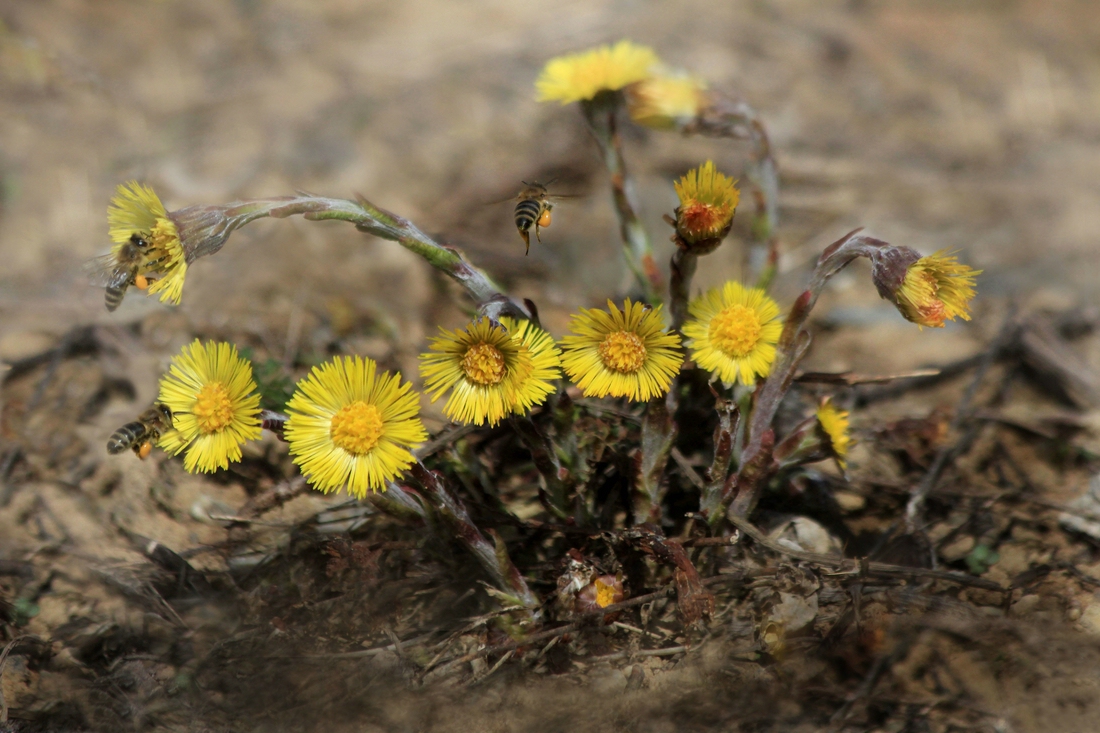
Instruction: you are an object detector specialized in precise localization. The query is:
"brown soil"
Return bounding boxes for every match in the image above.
[4,1,1100,731]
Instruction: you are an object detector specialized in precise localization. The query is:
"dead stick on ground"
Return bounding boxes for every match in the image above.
[724,513,1005,592]
[906,307,1019,531]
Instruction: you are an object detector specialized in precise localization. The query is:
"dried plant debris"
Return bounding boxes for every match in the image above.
[5,32,1100,733]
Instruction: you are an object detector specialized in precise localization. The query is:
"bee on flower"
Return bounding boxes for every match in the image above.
[559,299,683,402]
[682,281,783,386]
[87,181,188,309]
[284,355,427,498]
[672,161,740,253]
[156,340,262,473]
[536,40,659,105]
[420,318,557,427]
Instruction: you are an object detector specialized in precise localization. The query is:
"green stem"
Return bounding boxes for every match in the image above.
[581,93,663,305]
[173,194,515,310]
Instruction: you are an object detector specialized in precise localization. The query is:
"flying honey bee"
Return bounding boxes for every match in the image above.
[107,403,174,459]
[84,232,165,311]
[494,181,581,255]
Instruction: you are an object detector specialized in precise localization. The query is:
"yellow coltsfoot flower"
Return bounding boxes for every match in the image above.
[420,319,536,426]
[673,161,740,251]
[285,356,427,498]
[891,251,981,329]
[625,72,708,129]
[536,40,659,104]
[157,340,262,473]
[815,398,852,470]
[499,317,562,415]
[106,181,188,305]
[683,281,782,385]
[560,299,683,402]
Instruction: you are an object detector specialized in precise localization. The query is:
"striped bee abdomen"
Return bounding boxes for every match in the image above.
[514,199,542,233]
[105,285,127,312]
[107,421,146,454]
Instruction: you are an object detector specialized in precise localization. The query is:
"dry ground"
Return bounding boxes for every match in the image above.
[4,1,1100,731]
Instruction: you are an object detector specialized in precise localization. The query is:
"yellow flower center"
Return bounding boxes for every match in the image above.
[330,401,385,454]
[462,343,506,386]
[594,578,618,608]
[193,382,234,434]
[598,331,647,373]
[710,304,762,358]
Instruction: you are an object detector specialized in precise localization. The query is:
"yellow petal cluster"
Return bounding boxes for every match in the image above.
[625,73,708,129]
[683,281,782,385]
[285,356,427,498]
[560,299,682,402]
[536,40,659,104]
[815,398,852,470]
[674,161,740,244]
[420,318,561,426]
[157,340,261,473]
[895,252,981,329]
[107,181,187,305]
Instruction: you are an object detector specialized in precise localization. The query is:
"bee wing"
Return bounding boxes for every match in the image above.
[481,194,520,206]
[545,193,585,203]
[83,254,133,288]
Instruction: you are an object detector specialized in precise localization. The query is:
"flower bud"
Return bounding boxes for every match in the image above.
[671,161,739,254]
[870,246,981,329]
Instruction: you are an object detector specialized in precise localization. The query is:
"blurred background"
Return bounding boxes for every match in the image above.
[3,0,1098,380]
[3,1,1100,728]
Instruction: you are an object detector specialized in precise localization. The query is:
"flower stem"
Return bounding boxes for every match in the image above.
[581,93,663,305]
[174,194,524,313]
[668,248,697,332]
[722,229,884,520]
[633,393,676,525]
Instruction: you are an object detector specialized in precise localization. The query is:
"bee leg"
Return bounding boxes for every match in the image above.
[520,230,530,256]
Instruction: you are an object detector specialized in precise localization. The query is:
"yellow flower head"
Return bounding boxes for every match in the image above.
[625,72,708,129]
[107,181,187,305]
[895,251,981,329]
[816,398,852,470]
[674,161,740,245]
[285,356,427,498]
[683,281,783,385]
[420,319,535,426]
[536,40,659,104]
[157,340,262,473]
[499,317,562,415]
[560,299,683,402]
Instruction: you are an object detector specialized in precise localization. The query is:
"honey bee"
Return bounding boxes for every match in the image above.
[84,233,164,311]
[107,403,174,459]
[499,181,581,255]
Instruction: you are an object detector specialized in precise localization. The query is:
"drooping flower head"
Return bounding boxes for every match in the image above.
[559,299,683,402]
[683,281,783,385]
[107,181,187,305]
[285,356,427,498]
[420,319,535,426]
[673,161,740,250]
[625,72,708,129]
[815,398,852,470]
[536,40,659,104]
[157,340,262,472]
[891,251,981,329]
[499,317,562,415]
